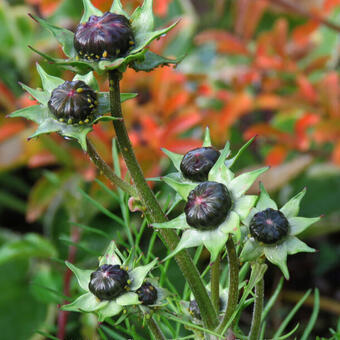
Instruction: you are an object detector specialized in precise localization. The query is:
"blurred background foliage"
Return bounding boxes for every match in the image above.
[0,0,340,339]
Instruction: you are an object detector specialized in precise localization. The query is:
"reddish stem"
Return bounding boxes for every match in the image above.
[57,226,80,340]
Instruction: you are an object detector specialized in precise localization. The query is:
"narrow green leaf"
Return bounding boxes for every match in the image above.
[261,277,284,323]
[301,289,320,340]
[202,127,212,147]
[81,0,103,23]
[225,137,255,168]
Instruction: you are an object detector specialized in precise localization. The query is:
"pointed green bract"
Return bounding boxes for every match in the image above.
[203,230,228,261]
[208,141,231,182]
[264,244,289,279]
[65,261,92,291]
[219,211,239,234]
[280,188,306,218]
[129,258,158,290]
[74,72,99,91]
[285,236,315,255]
[30,14,76,57]
[116,292,140,306]
[162,173,196,200]
[9,105,47,124]
[229,167,268,199]
[234,195,257,221]
[99,241,122,266]
[131,0,154,36]
[288,216,320,236]
[81,0,103,23]
[256,182,278,211]
[240,239,262,262]
[202,127,212,147]
[61,292,108,312]
[36,63,64,93]
[152,213,188,230]
[110,0,129,17]
[97,301,122,322]
[225,137,255,168]
[161,148,183,171]
[19,83,49,105]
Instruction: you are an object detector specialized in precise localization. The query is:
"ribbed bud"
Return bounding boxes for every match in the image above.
[136,282,158,305]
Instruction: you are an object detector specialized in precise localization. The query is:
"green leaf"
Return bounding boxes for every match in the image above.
[229,167,268,199]
[99,241,122,266]
[202,127,212,147]
[30,14,76,57]
[264,243,289,279]
[131,0,154,35]
[285,236,315,255]
[288,216,320,236]
[36,63,64,93]
[162,173,196,200]
[81,0,103,23]
[280,188,306,218]
[301,289,320,340]
[152,213,189,230]
[116,292,140,306]
[65,261,92,291]
[97,301,122,322]
[129,257,158,290]
[161,148,183,171]
[61,292,108,312]
[74,71,99,91]
[110,0,129,17]
[202,230,228,261]
[240,239,263,263]
[19,82,50,106]
[256,182,278,210]
[234,195,257,221]
[131,50,185,72]
[9,105,47,124]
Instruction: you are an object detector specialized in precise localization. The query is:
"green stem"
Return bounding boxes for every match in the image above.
[248,277,264,340]
[108,70,217,330]
[216,237,239,334]
[147,317,166,340]
[211,254,220,314]
[86,138,137,198]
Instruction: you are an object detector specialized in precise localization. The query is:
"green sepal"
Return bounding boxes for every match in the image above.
[29,14,76,58]
[81,0,103,23]
[97,300,123,321]
[285,236,315,255]
[129,257,158,290]
[256,182,278,211]
[202,127,212,147]
[152,213,188,230]
[161,148,183,171]
[288,216,320,236]
[131,50,185,72]
[36,63,64,93]
[225,137,255,168]
[74,71,99,91]
[131,0,154,35]
[263,243,289,280]
[280,188,306,218]
[203,230,228,262]
[9,105,47,124]
[116,292,140,306]
[239,239,263,263]
[65,261,92,291]
[19,82,49,106]
[161,173,197,200]
[234,195,257,221]
[110,0,129,17]
[61,292,108,312]
[99,240,122,266]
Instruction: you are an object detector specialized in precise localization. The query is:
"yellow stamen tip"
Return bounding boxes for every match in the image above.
[102,51,108,58]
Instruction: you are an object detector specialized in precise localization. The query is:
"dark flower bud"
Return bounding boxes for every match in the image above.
[136,282,158,305]
[185,181,232,231]
[180,147,220,182]
[189,297,223,319]
[74,12,135,61]
[250,208,289,244]
[48,80,97,125]
[88,264,129,300]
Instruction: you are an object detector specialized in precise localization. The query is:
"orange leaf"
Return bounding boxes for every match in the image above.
[292,20,319,45]
[297,75,317,102]
[295,113,320,150]
[332,140,340,165]
[0,122,26,143]
[265,145,287,166]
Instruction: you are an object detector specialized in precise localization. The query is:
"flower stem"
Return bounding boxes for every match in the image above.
[216,237,239,334]
[86,138,137,198]
[248,277,264,340]
[108,70,218,330]
[147,317,166,340]
[211,254,220,314]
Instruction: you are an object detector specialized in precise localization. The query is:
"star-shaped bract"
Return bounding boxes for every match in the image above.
[61,241,158,322]
[152,128,268,261]
[240,183,320,279]
[29,0,183,74]
[9,64,136,150]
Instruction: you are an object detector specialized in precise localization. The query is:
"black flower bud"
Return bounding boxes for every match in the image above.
[74,12,135,61]
[250,208,289,244]
[185,181,232,231]
[180,147,220,182]
[136,282,158,305]
[48,80,97,125]
[88,264,129,300]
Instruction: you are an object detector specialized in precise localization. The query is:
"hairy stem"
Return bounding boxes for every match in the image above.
[86,138,137,197]
[147,317,166,340]
[108,70,217,329]
[211,254,220,314]
[248,277,264,340]
[217,237,239,334]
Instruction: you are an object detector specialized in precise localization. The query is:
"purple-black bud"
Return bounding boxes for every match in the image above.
[74,12,135,61]
[249,208,289,244]
[136,282,158,305]
[185,181,232,231]
[48,80,97,125]
[88,264,129,300]
[180,147,220,182]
